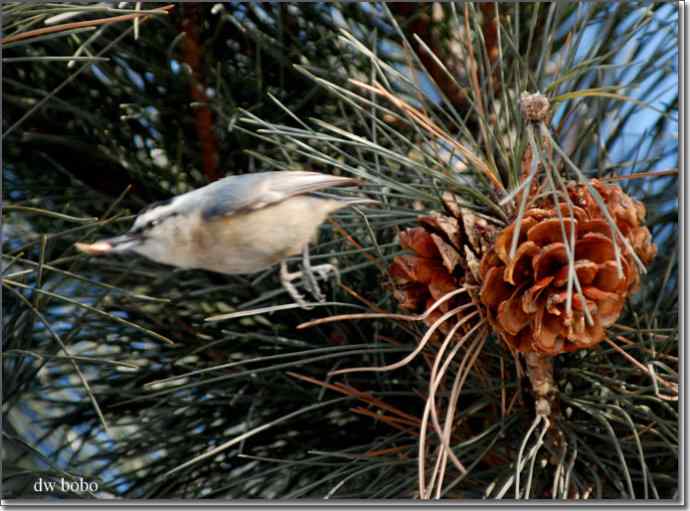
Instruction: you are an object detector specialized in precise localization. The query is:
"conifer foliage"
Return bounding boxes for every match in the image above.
[3,2,678,500]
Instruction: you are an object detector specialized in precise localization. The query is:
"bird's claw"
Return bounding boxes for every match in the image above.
[280,260,338,309]
[280,261,314,309]
[316,263,339,284]
[301,263,325,302]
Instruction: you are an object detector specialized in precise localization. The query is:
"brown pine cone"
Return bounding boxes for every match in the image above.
[388,195,495,334]
[389,215,467,333]
[479,179,656,355]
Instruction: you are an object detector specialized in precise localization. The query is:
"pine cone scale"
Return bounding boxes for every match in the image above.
[532,242,568,280]
[497,288,530,335]
[504,241,539,285]
[527,217,576,245]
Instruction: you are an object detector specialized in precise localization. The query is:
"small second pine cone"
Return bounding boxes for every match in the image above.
[479,179,656,355]
[388,193,496,334]
[389,212,468,334]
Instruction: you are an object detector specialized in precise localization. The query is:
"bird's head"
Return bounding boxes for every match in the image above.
[75,199,180,261]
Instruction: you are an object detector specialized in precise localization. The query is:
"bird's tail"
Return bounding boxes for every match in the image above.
[323,196,381,211]
[339,197,380,207]
[309,190,380,207]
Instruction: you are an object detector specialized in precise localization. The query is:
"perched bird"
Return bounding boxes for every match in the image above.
[75,171,373,306]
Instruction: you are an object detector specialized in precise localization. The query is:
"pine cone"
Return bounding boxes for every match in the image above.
[479,179,656,355]
[389,195,494,333]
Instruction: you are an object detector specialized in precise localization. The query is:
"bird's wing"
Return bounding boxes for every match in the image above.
[194,171,360,221]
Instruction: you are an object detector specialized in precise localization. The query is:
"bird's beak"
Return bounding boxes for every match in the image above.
[75,233,141,255]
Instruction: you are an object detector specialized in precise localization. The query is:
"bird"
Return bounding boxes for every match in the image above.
[74,171,374,307]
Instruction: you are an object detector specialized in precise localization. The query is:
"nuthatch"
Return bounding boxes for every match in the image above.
[75,171,373,306]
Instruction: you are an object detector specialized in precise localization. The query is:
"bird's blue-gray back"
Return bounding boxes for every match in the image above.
[188,171,358,221]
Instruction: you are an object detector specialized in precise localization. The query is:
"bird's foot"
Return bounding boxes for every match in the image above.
[280,261,339,308]
[280,261,312,309]
[301,263,339,303]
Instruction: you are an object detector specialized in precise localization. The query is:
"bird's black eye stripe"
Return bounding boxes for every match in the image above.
[132,212,179,234]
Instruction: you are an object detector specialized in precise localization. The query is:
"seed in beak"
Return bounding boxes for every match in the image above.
[74,241,113,255]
